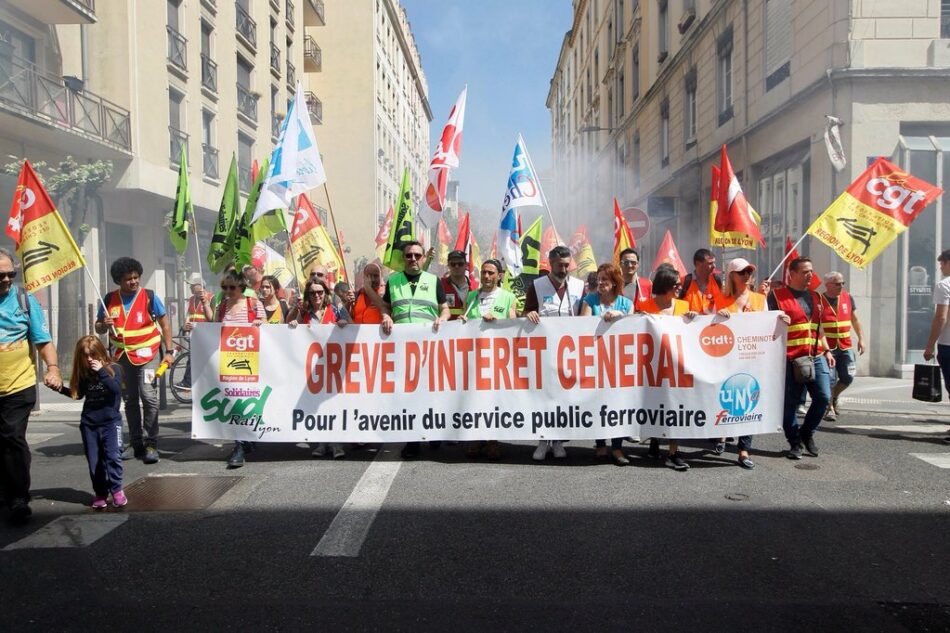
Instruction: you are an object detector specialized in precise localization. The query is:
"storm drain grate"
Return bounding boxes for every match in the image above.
[121,475,242,511]
[879,602,950,632]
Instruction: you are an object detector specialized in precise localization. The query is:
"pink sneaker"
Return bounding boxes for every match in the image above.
[91,496,108,510]
[111,490,128,507]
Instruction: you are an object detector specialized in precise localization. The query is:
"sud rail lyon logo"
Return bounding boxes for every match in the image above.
[716,373,763,426]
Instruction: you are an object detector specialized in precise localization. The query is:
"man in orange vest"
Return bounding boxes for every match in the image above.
[178,273,212,391]
[350,262,386,324]
[679,248,723,314]
[95,257,174,465]
[441,250,478,321]
[767,257,835,460]
[819,271,865,421]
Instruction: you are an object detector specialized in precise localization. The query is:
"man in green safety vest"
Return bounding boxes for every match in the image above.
[381,240,450,459]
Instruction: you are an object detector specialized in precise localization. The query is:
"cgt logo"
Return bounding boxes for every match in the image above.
[865,173,927,215]
[221,327,259,352]
[699,323,734,357]
[716,373,763,426]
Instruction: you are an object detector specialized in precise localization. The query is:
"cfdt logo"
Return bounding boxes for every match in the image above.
[718,373,760,417]
[699,323,734,357]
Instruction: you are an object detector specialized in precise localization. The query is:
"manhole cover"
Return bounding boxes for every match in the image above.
[725,493,749,501]
[121,475,241,511]
[795,463,820,470]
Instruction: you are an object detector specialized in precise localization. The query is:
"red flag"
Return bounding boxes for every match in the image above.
[783,237,821,289]
[454,211,475,275]
[716,145,765,247]
[436,215,453,266]
[540,225,566,271]
[651,230,687,277]
[374,206,394,261]
[613,198,636,263]
[424,87,467,215]
[250,159,260,183]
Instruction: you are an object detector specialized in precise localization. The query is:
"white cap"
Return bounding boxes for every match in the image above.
[726,258,756,274]
[186,272,204,286]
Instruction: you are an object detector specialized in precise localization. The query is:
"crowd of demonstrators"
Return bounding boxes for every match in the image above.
[96,257,174,466]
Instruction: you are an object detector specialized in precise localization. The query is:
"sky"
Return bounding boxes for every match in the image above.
[400,0,573,219]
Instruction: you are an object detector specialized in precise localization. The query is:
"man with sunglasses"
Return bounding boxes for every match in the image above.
[380,241,450,459]
[819,271,865,421]
[442,250,477,321]
[0,249,62,524]
[619,247,652,311]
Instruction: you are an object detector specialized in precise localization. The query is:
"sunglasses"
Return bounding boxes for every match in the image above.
[449,261,466,267]
[734,270,753,276]
[404,253,425,261]
[0,271,17,280]
[308,290,325,297]
[621,260,639,266]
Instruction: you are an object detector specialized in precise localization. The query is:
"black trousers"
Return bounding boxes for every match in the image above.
[0,386,35,503]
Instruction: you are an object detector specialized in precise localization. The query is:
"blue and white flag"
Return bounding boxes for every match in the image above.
[498,135,542,276]
[253,83,326,223]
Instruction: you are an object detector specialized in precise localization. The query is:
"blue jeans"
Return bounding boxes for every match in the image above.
[830,348,856,387]
[80,421,124,496]
[783,356,831,445]
[937,344,950,399]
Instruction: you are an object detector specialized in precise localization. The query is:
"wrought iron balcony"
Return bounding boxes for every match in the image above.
[236,83,258,122]
[270,43,281,75]
[236,2,257,49]
[285,0,295,30]
[304,35,321,72]
[169,126,188,166]
[166,26,187,72]
[0,53,131,152]
[202,143,219,180]
[305,91,321,124]
[304,0,325,26]
[286,59,296,88]
[200,54,217,94]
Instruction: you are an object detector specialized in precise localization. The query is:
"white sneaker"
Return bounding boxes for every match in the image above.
[823,406,837,421]
[532,441,550,461]
[331,444,345,459]
[551,441,567,459]
[796,404,807,416]
[311,443,327,457]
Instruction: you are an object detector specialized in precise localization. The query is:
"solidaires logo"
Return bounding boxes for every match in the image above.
[716,373,763,426]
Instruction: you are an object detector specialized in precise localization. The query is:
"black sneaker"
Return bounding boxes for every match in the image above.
[665,453,690,471]
[8,498,31,526]
[802,435,819,457]
[400,442,420,459]
[143,446,160,464]
[787,444,803,460]
[738,455,755,470]
[712,441,725,455]
[227,443,245,468]
[647,438,661,460]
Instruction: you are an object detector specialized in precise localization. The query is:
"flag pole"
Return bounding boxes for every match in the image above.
[322,182,351,282]
[80,258,116,337]
[189,207,204,281]
[767,233,807,281]
[285,199,303,289]
[518,134,562,243]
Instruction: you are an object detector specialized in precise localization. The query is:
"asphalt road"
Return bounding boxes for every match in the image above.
[0,403,948,632]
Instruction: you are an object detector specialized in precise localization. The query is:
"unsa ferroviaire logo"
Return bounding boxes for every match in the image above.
[716,373,763,426]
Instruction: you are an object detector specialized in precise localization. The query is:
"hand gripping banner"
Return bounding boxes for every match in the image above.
[190,314,787,443]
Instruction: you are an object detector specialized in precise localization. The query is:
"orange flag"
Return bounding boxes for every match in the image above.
[540,225,568,271]
[651,229,687,277]
[374,206,394,261]
[612,198,636,264]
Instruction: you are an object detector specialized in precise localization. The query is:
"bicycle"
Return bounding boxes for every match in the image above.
[167,330,192,405]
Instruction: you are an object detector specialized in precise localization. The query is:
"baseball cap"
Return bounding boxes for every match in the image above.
[726,258,756,274]
[447,250,467,261]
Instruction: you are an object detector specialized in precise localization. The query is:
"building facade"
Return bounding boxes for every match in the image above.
[547,0,950,377]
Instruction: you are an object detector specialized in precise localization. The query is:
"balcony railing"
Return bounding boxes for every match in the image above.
[305,91,322,124]
[285,0,295,30]
[166,25,187,72]
[304,0,325,26]
[0,53,131,152]
[272,113,281,140]
[200,54,217,94]
[202,143,219,180]
[236,83,258,121]
[236,2,257,49]
[238,161,252,193]
[270,43,281,75]
[286,59,296,88]
[169,126,188,166]
[304,35,321,72]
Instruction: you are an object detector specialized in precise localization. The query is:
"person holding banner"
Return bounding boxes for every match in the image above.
[819,272,865,421]
[715,258,772,469]
[259,275,289,324]
[381,241,450,459]
[458,258,516,460]
[215,269,266,469]
[619,248,652,311]
[0,249,62,525]
[350,263,386,325]
[679,249,723,314]
[640,265,697,470]
[580,263,634,466]
[96,257,174,466]
[524,245,586,461]
[767,257,835,460]
[442,250,478,320]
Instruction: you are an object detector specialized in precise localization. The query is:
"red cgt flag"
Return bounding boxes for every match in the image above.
[613,197,636,263]
[716,145,765,247]
[651,229,687,277]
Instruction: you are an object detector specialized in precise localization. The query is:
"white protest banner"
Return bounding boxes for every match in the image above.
[190,314,787,443]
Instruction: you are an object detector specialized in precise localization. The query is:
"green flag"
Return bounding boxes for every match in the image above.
[169,145,191,255]
[249,158,288,244]
[207,155,240,274]
[382,167,415,272]
[232,159,270,267]
[520,216,542,276]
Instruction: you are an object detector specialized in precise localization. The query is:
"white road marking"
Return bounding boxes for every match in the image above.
[837,424,948,434]
[311,453,401,558]
[4,514,129,550]
[909,453,950,469]
[26,432,63,445]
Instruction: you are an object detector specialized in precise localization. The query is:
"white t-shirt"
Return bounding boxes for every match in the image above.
[475,288,500,317]
[934,277,950,345]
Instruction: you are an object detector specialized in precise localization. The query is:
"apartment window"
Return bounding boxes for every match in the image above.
[0,21,36,62]
[238,132,254,192]
[717,27,734,125]
[169,89,187,165]
[617,67,625,119]
[633,131,640,188]
[237,55,257,121]
[659,98,669,167]
[658,0,668,62]
[202,109,218,180]
[632,46,640,100]
[166,0,186,71]
[270,19,280,74]
[943,0,950,39]
[167,0,181,32]
[684,68,697,145]
[765,0,792,90]
[200,21,217,93]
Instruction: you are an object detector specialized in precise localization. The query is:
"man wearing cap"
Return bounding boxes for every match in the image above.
[179,273,212,390]
[442,250,478,321]
[679,248,723,314]
[619,247,652,311]
[819,271,865,421]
